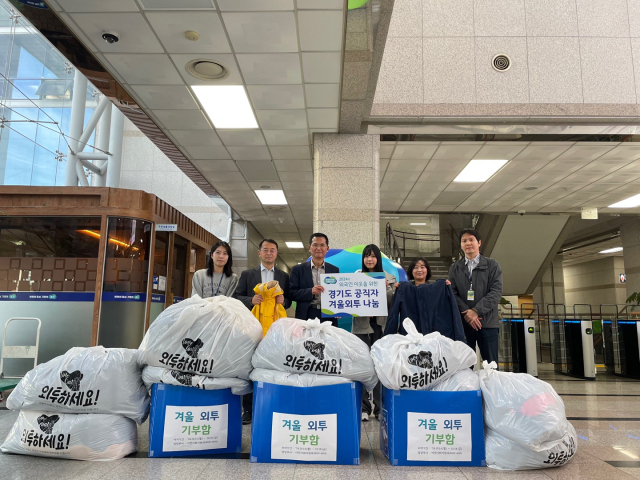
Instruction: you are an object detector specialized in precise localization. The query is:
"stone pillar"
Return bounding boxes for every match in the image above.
[313,134,380,249]
[621,218,640,302]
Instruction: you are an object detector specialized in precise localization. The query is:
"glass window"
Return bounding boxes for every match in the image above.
[99,217,152,349]
[0,216,101,293]
[0,0,100,187]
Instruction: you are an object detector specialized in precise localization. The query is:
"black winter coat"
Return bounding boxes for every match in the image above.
[383,279,466,341]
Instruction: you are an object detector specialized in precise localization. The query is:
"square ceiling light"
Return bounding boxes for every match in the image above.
[192,85,258,129]
[410,222,426,225]
[454,160,509,183]
[286,242,304,249]
[609,193,640,209]
[599,247,623,254]
[255,189,287,205]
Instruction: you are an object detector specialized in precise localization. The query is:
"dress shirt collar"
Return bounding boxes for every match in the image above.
[465,254,481,266]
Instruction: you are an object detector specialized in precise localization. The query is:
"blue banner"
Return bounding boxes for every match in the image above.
[173,296,185,304]
[0,292,94,302]
[101,292,147,302]
[151,294,165,303]
[18,0,48,8]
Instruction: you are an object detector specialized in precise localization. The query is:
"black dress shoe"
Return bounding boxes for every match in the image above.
[242,412,252,425]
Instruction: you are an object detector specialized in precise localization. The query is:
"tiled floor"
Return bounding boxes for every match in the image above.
[0,365,639,479]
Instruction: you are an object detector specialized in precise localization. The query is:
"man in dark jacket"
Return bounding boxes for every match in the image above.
[449,228,503,365]
[289,233,339,326]
[234,238,291,425]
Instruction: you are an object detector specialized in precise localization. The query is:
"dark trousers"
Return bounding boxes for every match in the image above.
[243,392,252,415]
[463,324,499,367]
[307,307,338,327]
[356,319,383,416]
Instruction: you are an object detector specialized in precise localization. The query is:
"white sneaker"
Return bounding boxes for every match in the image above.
[361,412,369,422]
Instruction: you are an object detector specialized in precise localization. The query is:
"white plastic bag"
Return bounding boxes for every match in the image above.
[429,368,480,392]
[478,361,568,451]
[370,318,477,390]
[138,295,262,380]
[7,347,149,424]
[251,318,378,391]
[142,366,252,395]
[0,411,137,461]
[250,368,353,388]
[485,424,578,470]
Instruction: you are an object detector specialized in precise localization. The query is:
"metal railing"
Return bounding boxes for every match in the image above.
[383,223,439,265]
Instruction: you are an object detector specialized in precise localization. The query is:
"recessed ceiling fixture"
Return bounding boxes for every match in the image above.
[410,223,427,225]
[192,85,257,129]
[255,189,287,205]
[525,186,538,191]
[259,185,272,189]
[286,242,304,249]
[454,160,509,183]
[599,247,623,254]
[492,54,511,72]
[609,193,640,209]
[186,59,228,80]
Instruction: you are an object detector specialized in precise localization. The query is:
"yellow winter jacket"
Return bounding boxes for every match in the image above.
[251,280,287,337]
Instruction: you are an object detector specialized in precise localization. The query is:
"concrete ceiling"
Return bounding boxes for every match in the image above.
[380,141,640,214]
[44,0,345,261]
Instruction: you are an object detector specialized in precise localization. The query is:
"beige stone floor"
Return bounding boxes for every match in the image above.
[0,364,639,479]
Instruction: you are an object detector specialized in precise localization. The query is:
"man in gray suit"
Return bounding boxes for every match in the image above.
[234,238,291,424]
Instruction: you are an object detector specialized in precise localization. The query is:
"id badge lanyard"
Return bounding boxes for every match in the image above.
[466,267,474,302]
[211,274,224,297]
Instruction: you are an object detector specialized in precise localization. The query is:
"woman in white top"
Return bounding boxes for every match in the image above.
[192,241,239,298]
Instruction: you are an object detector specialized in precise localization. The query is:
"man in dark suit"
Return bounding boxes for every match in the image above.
[234,238,291,424]
[289,233,339,325]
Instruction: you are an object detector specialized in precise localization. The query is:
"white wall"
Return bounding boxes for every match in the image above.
[118,118,229,239]
[563,257,627,308]
[490,215,570,295]
[375,0,640,113]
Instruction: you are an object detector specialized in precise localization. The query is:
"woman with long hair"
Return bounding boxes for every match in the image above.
[191,241,239,298]
[352,244,396,422]
[401,257,450,287]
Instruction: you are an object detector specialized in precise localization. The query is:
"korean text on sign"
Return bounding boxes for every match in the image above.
[320,273,387,318]
[163,404,228,452]
[406,413,472,462]
[271,413,337,462]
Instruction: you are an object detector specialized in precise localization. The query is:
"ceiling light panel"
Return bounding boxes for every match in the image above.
[609,193,640,208]
[599,247,623,254]
[192,85,258,129]
[454,160,509,183]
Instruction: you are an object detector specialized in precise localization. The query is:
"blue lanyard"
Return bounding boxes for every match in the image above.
[211,273,224,297]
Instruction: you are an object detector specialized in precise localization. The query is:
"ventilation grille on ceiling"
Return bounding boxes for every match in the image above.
[492,54,511,72]
[185,59,229,80]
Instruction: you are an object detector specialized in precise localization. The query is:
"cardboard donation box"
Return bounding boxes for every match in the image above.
[148,384,242,457]
[250,382,362,465]
[380,387,486,467]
